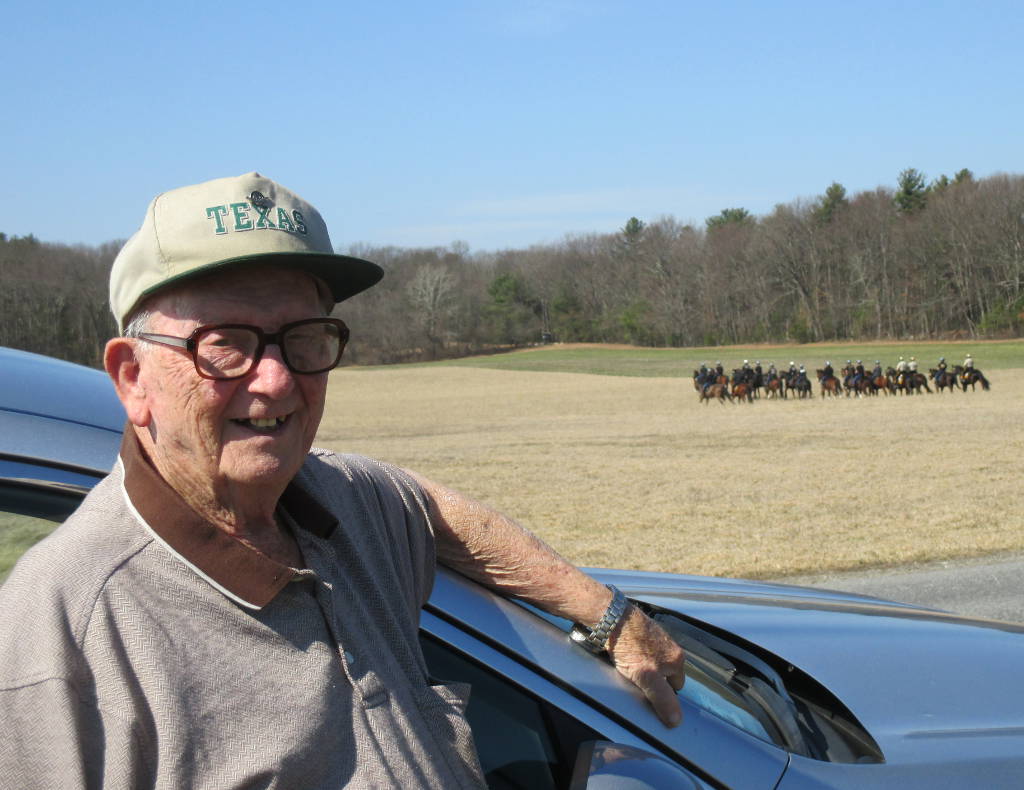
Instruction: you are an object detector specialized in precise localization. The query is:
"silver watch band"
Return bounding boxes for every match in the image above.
[569,584,629,655]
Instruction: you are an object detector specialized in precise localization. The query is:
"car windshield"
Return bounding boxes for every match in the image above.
[515,597,883,764]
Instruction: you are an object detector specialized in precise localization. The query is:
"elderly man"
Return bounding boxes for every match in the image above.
[0,173,684,788]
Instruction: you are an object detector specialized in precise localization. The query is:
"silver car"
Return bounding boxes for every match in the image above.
[3,346,1023,788]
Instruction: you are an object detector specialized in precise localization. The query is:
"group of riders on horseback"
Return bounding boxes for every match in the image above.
[693,353,990,403]
[818,353,990,397]
[693,359,812,403]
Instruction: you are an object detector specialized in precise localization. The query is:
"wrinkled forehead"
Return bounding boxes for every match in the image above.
[140,265,332,325]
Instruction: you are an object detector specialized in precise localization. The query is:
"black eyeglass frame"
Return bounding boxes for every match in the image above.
[135,317,350,380]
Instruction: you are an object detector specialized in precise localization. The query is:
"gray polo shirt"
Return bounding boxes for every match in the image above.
[0,433,486,788]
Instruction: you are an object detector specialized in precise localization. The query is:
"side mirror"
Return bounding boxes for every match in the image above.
[570,740,700,789]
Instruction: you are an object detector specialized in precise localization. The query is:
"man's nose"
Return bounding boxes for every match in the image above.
[247,343,295,394]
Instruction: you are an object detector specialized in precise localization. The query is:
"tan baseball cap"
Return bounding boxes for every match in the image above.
[109,172,383,331]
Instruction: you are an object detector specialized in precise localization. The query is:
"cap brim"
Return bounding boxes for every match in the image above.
[138,251,384,307]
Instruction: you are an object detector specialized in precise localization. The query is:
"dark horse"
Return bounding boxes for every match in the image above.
[887,367,911,396]
[930,368,960,393]
[954,365,991,392]
[907,372,933,395]
[784,371,812,399]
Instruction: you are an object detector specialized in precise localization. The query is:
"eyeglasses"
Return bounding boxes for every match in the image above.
[136,318,350,380]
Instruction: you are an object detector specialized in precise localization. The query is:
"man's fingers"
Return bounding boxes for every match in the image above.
[639,671,683,728]
[606,607,689,727]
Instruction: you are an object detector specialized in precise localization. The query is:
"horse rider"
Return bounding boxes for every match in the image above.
[895,355,908,386]
[962,352,987,385]
[697,362,710,387]
[788,360,797,378]
[852,360,865,389]
[715,360,725,379]
[908,356,918,374]
[871,360,882,379]
[796,364,808,387]
[766,361,777,380]
[821,360,834,381]
[934,356,948,381]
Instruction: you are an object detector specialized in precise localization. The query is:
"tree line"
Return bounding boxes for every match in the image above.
[2,169,1022,369]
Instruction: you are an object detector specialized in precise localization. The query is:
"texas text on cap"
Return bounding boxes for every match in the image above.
[109,172,383,332]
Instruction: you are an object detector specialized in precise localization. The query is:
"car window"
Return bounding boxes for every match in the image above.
[0,476,87,582]
[0,510,58,582]
[420,633,603,790]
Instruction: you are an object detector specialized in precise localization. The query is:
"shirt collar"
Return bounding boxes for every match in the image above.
[119,429,337,609]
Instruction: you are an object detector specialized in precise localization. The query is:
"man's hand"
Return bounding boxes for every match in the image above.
[607,606,687,728]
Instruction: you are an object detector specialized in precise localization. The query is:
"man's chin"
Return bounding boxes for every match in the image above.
[222,449,305,489]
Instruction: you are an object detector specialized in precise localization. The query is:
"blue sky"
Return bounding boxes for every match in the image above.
[3,1,1022,253]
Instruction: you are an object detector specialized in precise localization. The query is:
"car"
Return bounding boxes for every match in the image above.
[3,345,1024,788]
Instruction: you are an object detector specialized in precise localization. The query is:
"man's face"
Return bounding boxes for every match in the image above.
[133,268,330,498]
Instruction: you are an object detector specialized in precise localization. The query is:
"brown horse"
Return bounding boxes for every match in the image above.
[699,383,733,405]
[731,382,753,403]
[764,377,783,399]
[816,370,842,398]
[872,374,894,395]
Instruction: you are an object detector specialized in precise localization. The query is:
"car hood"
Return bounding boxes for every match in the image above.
[599,568,1024,766]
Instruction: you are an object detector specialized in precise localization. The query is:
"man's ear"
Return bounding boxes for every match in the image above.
[104,337,151,427]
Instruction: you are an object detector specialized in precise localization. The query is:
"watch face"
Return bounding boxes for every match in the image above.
[569,625,605,654]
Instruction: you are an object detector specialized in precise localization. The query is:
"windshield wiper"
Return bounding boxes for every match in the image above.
[653,612,820,759]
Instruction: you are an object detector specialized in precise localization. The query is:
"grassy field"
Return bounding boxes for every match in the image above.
[3,341,1018,583]
[322,340,1023,579]
[427,338,1024,377]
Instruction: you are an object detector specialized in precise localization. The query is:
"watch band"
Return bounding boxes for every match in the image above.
[569,584,629,655]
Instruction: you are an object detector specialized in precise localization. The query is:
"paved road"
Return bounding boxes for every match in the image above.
[775,553,1024,624]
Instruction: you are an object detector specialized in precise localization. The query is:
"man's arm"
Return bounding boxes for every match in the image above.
[407,471,686,727]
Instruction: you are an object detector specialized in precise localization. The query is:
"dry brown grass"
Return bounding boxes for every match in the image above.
[316,367,1024,579]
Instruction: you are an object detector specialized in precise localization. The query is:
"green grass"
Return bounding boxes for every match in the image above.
[351,338,1024,378]
[0,513,58,582]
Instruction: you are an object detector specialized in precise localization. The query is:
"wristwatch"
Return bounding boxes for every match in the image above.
[569,584,629,655]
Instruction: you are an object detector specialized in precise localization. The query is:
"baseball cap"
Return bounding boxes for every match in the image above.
[109,172,383,332]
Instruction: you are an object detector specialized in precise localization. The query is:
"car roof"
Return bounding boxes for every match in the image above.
[0,346,124,477]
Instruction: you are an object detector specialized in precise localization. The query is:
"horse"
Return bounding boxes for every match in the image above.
[786,373,812,399]
[887,367,913,396]
[750,370,764,399]
[930,368,960,393]
[906,372,933,395]
[953,365,991,392]
[731,382,753,403]
[699,382,733,405]
[816,370,842,398]
[764,376,783,399]
[780,370,799,399]
[872,374,894,395]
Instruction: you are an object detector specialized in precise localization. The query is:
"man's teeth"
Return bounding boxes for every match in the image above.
[248,417,283,428]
